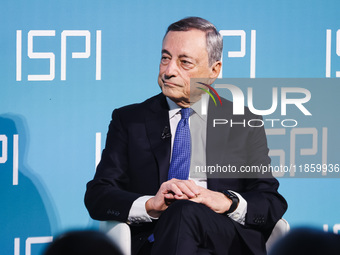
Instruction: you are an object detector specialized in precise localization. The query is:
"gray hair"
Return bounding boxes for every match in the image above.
[165,17,223,66]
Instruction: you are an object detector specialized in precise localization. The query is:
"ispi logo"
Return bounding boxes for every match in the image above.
[197,82,223,106]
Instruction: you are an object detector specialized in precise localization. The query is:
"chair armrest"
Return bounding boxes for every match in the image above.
[100,221,131,255]
[266,218,290,252]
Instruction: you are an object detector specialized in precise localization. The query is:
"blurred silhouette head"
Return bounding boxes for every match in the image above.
[269,227,340,255]
[44,230,123,255]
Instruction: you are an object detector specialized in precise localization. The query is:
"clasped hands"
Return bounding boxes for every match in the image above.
[145,178,232,218]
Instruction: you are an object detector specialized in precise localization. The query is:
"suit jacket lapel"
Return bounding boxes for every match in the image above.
[144,93,171,185]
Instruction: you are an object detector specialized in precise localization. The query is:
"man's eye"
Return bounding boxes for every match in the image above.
[161,56,170,64]
[181,60,194,68]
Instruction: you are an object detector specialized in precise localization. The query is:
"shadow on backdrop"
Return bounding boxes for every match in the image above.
[0,114,59,254]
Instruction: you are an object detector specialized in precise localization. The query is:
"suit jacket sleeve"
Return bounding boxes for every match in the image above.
[85,108,143,221]
[84,94,170,222]
[240,121,287,240]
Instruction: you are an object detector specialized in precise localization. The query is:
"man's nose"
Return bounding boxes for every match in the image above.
[164,59,178,78]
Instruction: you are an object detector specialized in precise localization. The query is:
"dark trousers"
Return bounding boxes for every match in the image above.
[146,200,251,255]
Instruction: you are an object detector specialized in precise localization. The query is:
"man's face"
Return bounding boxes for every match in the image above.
[158,29,220,107]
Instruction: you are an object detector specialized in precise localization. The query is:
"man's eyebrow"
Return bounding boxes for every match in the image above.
[161,50,195,62]
[161,49,171,56]
[178,54,192,59]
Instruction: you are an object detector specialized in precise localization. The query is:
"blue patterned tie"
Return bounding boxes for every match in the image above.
[148,109,191,243]
[167,108,191,180]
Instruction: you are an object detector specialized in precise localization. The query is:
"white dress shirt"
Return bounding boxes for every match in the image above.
[127,97,247,225]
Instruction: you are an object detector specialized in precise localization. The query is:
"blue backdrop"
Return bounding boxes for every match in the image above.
[1,0,340,254]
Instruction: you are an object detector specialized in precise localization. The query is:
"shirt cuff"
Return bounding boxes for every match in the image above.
[127,195,157,224]
[227,190,247,225]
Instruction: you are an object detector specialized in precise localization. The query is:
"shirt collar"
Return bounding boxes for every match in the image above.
[190,97,207,122]
[165,96,207,121]
[166,97,181,119]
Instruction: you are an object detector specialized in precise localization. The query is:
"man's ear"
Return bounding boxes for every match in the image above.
[210,61,222,79]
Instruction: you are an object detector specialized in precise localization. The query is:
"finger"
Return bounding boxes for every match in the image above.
[190,195,203,203]
[177,179,201,195]
[175,182,198,198]
[164,193,173,198]
[165,179,200,197]
[185,180,201,195]
[165,182,184,196]
[174,194,189,200]
[161,180,183,196]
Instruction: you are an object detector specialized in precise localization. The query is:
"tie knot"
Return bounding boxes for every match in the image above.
[181,108,190,119]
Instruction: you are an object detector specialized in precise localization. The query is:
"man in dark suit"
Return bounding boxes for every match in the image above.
[85,17,287,255]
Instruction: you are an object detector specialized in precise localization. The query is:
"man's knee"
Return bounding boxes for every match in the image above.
[154,200,240,254]
[162,200,206,219]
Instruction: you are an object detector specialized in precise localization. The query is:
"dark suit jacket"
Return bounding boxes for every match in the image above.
[85,93,287,254]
